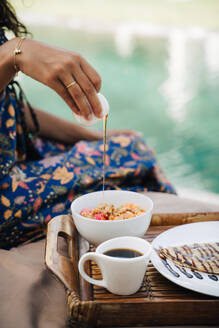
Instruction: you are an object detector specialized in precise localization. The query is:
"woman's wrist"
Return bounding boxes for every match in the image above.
[0,37,20,90]
[13,36,26,75]
[15,36,31,75]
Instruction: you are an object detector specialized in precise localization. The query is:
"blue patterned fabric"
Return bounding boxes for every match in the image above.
[0,30,176,249]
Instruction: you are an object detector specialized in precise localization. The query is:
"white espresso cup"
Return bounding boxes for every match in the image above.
[78,236,152,295]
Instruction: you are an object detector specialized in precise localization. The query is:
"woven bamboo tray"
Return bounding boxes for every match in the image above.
[45,212,219,327]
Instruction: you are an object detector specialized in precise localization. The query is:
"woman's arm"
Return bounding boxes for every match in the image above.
[2,37,140,143]
[24,104,101,144]
[24,104,141,144]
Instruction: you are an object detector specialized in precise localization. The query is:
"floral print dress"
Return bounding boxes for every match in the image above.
[0,30,175,249]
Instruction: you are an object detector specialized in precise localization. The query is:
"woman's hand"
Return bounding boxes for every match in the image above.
[16,38,102,120]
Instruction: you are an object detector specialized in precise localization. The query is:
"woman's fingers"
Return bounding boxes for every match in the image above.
[50,78,80,115]
[70,64,103,118]
[60,72,92,120]
[60,64,102,119]
[69,83,92,120]
[80,56,102,92]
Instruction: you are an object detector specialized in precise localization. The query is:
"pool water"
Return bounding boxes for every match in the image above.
[19,25,219,194]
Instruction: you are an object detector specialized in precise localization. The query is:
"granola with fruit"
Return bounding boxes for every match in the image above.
[80,202,146,220]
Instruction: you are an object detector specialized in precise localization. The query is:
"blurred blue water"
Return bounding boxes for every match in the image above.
[19,26,219,194]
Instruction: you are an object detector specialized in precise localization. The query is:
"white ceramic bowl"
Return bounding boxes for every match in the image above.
[71,190,153,245]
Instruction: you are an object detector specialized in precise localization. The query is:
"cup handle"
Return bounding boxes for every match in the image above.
[78,253,106,288]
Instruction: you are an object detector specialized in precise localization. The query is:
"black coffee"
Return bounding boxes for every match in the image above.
[104,248,143,258]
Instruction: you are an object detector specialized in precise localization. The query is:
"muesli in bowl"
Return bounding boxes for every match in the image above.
[71,190,153,245]
[80,202,146,221]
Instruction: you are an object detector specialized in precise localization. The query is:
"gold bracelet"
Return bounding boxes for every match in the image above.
[13,36,25,76]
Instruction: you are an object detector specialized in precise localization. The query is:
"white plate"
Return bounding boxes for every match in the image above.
[151,221,219,297]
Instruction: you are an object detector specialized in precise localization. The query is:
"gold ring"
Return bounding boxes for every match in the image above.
[65,81,77,89]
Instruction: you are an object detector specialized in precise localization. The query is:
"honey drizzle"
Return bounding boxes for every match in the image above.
[102,114,108,198]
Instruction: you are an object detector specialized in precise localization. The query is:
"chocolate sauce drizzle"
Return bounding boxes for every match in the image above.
[192,271,203,279]
[157,248,218,282]
[175,265,193,278]
[161,258,180,278]
[208,274,218,281]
